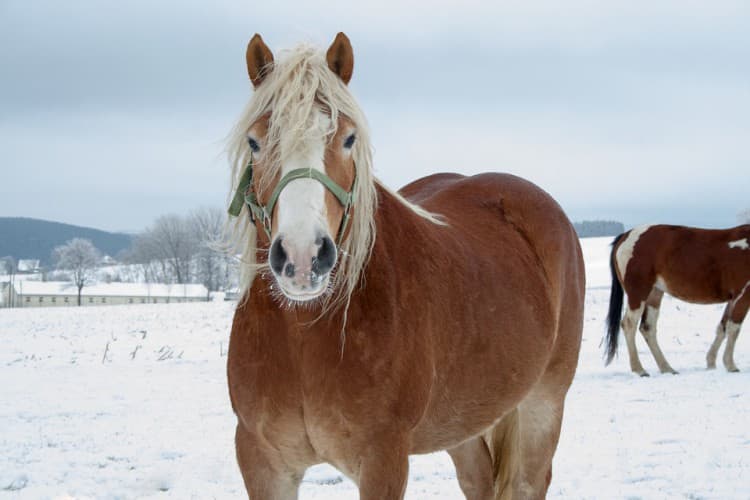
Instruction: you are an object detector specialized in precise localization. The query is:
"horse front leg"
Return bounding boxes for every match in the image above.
[235,424,305,500]
[638,289,677,374]
[357,436,410,500]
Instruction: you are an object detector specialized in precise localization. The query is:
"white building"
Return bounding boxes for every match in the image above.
[7,281,209,308]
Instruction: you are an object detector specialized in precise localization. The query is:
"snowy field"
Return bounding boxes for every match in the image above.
[1,237,748,499]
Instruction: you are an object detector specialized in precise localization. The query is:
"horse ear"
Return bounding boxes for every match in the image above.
[326,32,354,85]
[246,34,274,88]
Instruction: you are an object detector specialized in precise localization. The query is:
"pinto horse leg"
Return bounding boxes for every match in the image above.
[357,437,410,500]
[622,303,649,376]
[234,424,304,500]
[447,436,496,500]
[638,289,677,374]
[723,321,743,372]
[723,285,749,372]
[707,305,730,370]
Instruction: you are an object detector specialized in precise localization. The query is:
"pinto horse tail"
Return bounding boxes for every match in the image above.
[485,407,520,500]
[605,232,628,365]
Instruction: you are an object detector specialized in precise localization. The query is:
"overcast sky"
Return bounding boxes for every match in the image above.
[1,1,748,232]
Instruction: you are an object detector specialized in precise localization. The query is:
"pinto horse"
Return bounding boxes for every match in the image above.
[605,224,750,376]
[226,33,585,499]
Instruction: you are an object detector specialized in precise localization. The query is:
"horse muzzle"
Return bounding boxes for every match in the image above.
[269,234,337,301]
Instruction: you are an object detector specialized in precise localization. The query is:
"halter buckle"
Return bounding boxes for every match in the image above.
[244,186,256,223]
[262,210,272,236]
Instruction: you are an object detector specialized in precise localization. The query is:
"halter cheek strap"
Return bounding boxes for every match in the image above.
[227,156,356,246]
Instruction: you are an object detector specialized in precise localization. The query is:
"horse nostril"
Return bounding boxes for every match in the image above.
[284,262,295,278]
[269,238,287,275]
[312,236,337,275]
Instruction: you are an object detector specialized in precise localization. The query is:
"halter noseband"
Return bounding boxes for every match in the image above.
[228,155,356,245]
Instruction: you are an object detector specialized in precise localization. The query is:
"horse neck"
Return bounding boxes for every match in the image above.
[360,182,442,286]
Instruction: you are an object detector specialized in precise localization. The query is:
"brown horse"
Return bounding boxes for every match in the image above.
[226,33,585,499]
[605,224,750,376]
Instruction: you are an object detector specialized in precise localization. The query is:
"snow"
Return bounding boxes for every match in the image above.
[1,237,748,499]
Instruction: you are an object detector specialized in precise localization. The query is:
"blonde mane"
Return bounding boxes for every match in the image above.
[226,43,441,312]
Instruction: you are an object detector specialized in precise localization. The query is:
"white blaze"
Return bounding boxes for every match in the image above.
[275,111,331,249]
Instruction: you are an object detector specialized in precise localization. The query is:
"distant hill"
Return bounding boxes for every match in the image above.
[574,220,625,238]
[0,218,133,267]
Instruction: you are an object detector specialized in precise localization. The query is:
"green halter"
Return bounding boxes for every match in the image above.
[228,156,356,245]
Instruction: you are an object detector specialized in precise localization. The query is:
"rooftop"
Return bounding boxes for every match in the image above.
[12,281,208,298]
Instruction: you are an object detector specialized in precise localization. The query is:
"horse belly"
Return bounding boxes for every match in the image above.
[411,266,557,452]
[657,273,730,304]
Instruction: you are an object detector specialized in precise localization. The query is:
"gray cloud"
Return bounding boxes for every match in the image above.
[1,0,748,231]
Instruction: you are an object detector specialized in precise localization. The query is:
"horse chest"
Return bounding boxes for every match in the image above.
[295,326,432,462]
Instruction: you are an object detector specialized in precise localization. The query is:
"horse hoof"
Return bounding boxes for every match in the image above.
[638,371,650,378]
[728,367,740,373]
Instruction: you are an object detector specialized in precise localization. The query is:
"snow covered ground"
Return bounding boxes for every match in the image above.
[1,237,748,499]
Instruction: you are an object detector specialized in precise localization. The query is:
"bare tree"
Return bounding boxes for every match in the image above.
[124,233,169,283]
[190,207,227,296]
[126,214,198,284]
[1,256,17,308]
[738,208,750,225]
[153,214,198,284]
[53,238,101,306]
[122,208,239,291]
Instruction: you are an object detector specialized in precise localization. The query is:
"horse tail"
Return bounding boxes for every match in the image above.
[605,232,627,365]
[485,407,520,500]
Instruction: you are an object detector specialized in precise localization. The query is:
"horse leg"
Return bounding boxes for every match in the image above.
[234,424,304,500]
[723,286,749,372]
[706,305,730,369]
[622,302,649,376]
[515,390,564,500]
[357,437,410,500]
[638,289,677,374]
[447,436,496,500]
[723,321,743,372]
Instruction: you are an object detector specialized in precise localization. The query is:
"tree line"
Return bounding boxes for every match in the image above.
[1,207,239,304]
[121,207,237,294]
[573,220,625,238]
[6,208,749,304]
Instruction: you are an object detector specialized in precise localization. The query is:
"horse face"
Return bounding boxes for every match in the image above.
[243,33,357,302]
[246,111,356,302]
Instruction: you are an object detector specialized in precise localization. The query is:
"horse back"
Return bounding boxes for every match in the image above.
[401,172,585,312]
[615,224,750,303]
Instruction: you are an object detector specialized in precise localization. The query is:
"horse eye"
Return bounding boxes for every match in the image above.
[343,133,356,149]
[248,137,260,153]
